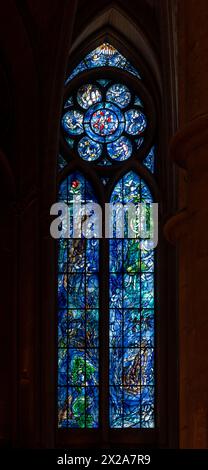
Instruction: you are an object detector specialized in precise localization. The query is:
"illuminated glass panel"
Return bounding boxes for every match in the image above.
[59,42,156,433]
[107,137,132,161]
[109,172,155,428]
[57,172,99,428]
[106,84,131,108]
[77,84,102,109]
[66,43,141,84]
[143,146,155,173]
[62,83,147,161]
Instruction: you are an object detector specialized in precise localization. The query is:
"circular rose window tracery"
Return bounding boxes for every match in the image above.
[61,81,147,162]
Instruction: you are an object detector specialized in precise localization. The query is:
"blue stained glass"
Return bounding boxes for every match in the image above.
[86,387,99,427]
[123,240,140,273]
[109,309,122,347]
[58,274,67,307]
[141,386,154,405]
[58,178,68,202]
[109,386,123,428]
[58,348,68,385]
[62,110,84,135]
[141,249,154,272]
[107,136,132,161]
[67,387,86,428]
[58,154,67,172]
[125,109,147,135]
[101,177,109,185]
[123,310,140,347]
[91,108,118,136]
[58,387,68,428]
[123,388,141,428]
[110,348,123,384]
[67,240,85,272]
[58,310,68,348]
[123,172,141,204]
[109,172,155,428]
[109,274,123,308]
[65,137,74,149]
[135,137,144,150]
[123,274,141,308]
[141,404,154,428]
[78,137,102,161]
[60,172,97,204]
[98,158,112,166]
[106,84,131,108]
[68,273,85,308]
[141,273,154,308]
[59,42,156,431]
[68,319,85,348]
[123,348,141,385]
[140,348,154,385]
[97,79,111,87]
[86,274,99,308]
[64,96,74,109]
[141,310,154,347]
[77,84,102,109]
[109,240,123,272]
[66,61,88,84]
[58,239,67,271]
[143,146,155,173]
[68,349,86,385]
[134,96,143,107]
[84,102,124,144]
[141,180,153,203]
[86,239,99,272]
[65,43,141,83]
[57,173,99,428]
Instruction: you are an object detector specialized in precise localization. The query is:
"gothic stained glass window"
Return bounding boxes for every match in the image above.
[109,172,154,428]
[65,43,141,84]
[58,173,100,428]
[57,42,157,431]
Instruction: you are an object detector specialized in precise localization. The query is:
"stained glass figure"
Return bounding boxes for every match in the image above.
[62,110,84,135]
[125,109,147,135]
[62,83,147,160]
[109,172,155,428]
[66,43,141,84]
[107,136,132,161]
[106,84,131,108]
[58,173,100,428]
[78,137,103,161]
[77,84,102,109]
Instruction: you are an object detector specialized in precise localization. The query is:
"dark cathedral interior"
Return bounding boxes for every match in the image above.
[0,0,208,453]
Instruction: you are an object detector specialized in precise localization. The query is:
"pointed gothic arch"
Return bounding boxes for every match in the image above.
[56,30,162,446]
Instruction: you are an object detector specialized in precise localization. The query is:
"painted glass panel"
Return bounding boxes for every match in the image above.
[66,43,141,84]
[58,173,99,428]
[62,83,147,162]
[109,172,155,428]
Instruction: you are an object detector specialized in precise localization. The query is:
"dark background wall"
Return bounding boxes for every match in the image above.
[0,0,207,449]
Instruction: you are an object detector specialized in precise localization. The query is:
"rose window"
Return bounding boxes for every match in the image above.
[61,82,147,162]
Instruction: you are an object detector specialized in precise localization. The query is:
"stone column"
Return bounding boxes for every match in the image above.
[164,0,208,448]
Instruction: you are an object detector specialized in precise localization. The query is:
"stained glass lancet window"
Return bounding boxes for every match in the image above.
[109,172,154,428]
[58,42,156,430]
[58,173,99,428]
